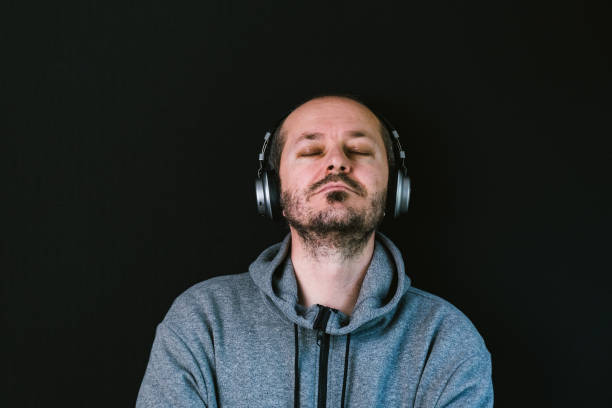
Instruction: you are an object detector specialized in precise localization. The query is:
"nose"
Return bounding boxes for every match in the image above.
[325,146,351,174]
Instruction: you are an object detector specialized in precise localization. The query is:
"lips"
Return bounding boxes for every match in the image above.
[316,183,355,195]
[307,174,366,198]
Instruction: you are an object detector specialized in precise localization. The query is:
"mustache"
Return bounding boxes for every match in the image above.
[307,173,366,197]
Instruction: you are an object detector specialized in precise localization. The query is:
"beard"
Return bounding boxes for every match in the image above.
[281,174,386,260]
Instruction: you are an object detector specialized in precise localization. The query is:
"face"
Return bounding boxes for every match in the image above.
[278,97,389,239]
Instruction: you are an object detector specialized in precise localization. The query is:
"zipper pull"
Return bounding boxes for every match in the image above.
[314,305,332,347]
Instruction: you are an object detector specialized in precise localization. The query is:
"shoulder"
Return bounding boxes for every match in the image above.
[179,272,255,304]
[162,272,257,334]
[401,286,490,358]
[400,288,493,406]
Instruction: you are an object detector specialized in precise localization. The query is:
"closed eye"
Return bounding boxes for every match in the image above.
[348,149,371,156]
[299,149,323,157]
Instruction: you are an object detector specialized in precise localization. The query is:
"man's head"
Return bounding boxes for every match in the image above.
[272,95,392,257]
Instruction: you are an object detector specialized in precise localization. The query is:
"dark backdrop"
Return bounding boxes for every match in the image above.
[3,1,611,406]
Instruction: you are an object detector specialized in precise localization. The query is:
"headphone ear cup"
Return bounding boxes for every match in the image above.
[255,171,281,220]
[386,168,399,218]
[393,170,411,218]
[255,173,267,218]
[266,170,281,220]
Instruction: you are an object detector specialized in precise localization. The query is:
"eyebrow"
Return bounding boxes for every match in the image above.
[347,130,368,138]
[295,132,323,144]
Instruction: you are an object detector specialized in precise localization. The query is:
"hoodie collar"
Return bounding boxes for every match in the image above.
[249,232,410,335]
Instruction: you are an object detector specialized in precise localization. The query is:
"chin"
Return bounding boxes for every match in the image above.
[314,205,359,222]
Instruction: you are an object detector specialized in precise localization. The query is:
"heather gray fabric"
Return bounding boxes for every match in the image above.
[136,233,493,407]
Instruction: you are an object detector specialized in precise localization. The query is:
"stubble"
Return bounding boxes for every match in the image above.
[281,176,386,260]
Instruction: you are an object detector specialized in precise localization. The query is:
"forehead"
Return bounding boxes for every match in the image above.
[282,97,382,143]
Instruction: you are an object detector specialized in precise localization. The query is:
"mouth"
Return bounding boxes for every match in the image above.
[307,174,366,200]
[316,183,356,195]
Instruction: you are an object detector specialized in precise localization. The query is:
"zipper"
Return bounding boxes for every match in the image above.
[313,305,332,408]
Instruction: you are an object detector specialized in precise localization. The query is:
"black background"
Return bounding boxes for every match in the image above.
[2,1,611,406]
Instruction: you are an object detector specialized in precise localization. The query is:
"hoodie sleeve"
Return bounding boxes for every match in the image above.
[433,351,494,408]
[136,321,211,408]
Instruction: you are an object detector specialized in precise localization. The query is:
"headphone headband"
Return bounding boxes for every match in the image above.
[257,131,272,178]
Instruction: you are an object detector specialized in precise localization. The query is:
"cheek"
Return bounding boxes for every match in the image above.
[279,168,314,194]
[361,165,388,190]
[378,165,390,187]
[286,163,324,187]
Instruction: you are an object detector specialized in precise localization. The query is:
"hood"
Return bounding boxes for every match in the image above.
[248,232,411,335]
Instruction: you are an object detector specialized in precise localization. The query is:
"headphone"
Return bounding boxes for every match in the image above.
[255,113,411,221]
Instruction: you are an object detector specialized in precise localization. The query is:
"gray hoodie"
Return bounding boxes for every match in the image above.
[136,233,493,407]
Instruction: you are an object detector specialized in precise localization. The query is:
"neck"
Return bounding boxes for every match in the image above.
[289,228,376,315]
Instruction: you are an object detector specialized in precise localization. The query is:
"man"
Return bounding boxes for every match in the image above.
[136,95,493,407]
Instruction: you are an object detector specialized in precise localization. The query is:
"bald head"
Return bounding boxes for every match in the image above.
[283,96,381,136]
